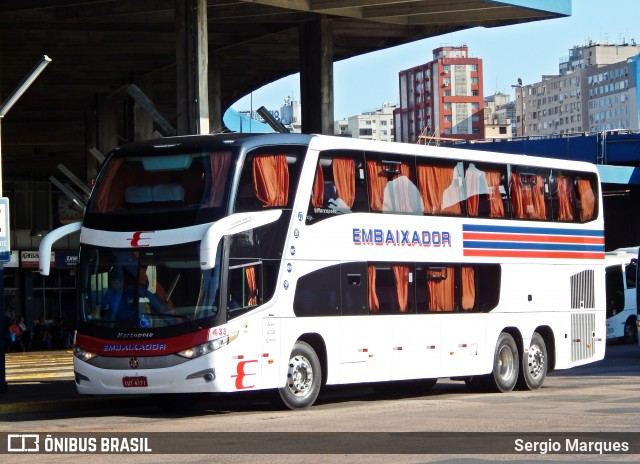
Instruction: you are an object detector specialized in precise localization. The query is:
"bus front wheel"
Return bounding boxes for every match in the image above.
[278,341,322,409]
[490,332,519,392]
[517,332,547,390]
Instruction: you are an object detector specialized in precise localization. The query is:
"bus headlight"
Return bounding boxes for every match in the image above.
[177,331,239,359]
[74,346,98,362]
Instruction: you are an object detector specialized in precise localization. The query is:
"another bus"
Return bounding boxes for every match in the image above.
[39,133,606,409]
[604,247,638,343]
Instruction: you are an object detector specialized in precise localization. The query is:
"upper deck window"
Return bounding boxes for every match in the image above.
[89,151,233,214]
[234,147,305,212]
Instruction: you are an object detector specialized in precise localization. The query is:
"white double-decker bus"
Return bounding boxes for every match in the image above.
[39,133,606,409]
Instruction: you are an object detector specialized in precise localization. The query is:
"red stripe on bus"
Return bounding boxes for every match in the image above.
[462,232,604,245]
[463,249,605,259]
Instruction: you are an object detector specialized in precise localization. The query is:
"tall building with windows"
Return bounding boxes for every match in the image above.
[338,102,396,141]
[394,46,484,143]
[520,42,640,136]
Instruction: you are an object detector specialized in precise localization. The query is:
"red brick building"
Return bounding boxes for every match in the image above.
[395,46,484,143]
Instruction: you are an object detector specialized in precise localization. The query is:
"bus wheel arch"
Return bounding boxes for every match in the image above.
[277,335,326,409]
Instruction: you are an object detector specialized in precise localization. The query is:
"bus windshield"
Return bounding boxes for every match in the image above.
[89,150,235,214]
[79,243,220,329]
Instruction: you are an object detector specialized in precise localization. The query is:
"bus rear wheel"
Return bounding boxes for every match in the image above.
[489,332,519,392]
[517,332,547,390]
[278,341,322,409]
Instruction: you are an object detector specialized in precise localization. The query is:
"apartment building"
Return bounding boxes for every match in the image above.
[394,46,484,143]
[521,42,640,136]
[338,102,396,141]
[484,92,514,139]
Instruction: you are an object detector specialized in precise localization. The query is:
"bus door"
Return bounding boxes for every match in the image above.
[339,262,392,384]
[391,264,440,380]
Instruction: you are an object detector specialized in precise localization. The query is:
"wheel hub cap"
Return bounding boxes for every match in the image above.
[286,355,313,397]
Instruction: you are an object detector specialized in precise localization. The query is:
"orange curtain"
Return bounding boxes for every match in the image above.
[486,170,505,218]
[95,158,123,213]
[245,266,258,306]
[576,178,596,221]
[511,172,546,219]
[204,151,232,207]
[556,176,575,221]
[461,266,475,311]
[465,165,481,216]
[393,265,410,313]
[366,160,388,212]
[417,165,461,215]
[532,175,547,219]
[253,155,289,207]
[427,267,455,311]
[311,163,324,208]
[333,158,356,207]
[467,193,479,216]
[368,266,379,313]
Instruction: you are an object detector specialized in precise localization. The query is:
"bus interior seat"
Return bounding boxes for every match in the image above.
[152,183,185,202]
[125,185,153,204]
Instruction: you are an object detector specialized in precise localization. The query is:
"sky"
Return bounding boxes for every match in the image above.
[231,0,640,120]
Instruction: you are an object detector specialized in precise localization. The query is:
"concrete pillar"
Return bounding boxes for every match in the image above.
[209,51,222,133]
[95,94,119,156]
[175,0,209,135]
[299,18,334,135]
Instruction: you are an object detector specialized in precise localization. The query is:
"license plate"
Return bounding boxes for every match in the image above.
[122,376,148,387]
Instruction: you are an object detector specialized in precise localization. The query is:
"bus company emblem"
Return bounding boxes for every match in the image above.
[127,231,153,247]
[129,358,139,369]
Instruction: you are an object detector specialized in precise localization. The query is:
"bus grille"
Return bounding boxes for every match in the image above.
[570,269,595,309]
[571,313,595,362]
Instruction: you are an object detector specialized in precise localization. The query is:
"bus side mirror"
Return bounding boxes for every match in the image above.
[39,221,82,275]
[200,209,282,270]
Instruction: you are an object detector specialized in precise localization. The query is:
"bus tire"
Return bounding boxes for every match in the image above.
[278,341,322,409]
[517,332,547,390]
[489,332,519,393]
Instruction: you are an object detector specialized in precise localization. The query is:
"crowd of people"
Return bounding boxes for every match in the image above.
[4,316,72,352]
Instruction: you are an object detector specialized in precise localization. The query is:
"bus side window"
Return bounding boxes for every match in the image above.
[367,264,414,314]
[293,265,341,317]
[424,266,455,312]
[227,262,261,318]
[365,155,422,215]
[551,171,577,222]
[414,263,501,313]
[465,163,506,218]
[510,166,550,220]
[416,160,465,216]
[307,151,366,224]
[575,174,597,222]
[605,265,625,318]
[625,261,637,289]
[235,149,305,212]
